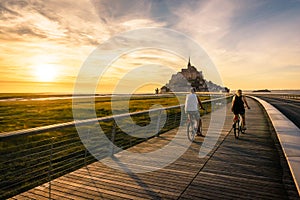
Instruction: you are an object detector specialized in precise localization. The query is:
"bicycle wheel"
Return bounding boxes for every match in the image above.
[187,121,196,141]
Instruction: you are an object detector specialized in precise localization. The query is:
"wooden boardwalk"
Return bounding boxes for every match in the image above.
[11,98,299,199]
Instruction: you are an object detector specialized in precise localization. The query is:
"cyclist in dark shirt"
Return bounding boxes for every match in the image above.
[231,89,250,130]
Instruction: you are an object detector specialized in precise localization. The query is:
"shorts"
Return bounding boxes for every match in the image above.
[233,108,245,115]
[187,111,200,120]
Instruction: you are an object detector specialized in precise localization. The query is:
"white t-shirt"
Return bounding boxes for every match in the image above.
[185,93,199,112]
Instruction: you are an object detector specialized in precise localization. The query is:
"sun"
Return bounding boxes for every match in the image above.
[33,64,58,82]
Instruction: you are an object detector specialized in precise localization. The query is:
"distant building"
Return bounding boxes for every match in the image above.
[160,86,170,93]
[160,58,229,93]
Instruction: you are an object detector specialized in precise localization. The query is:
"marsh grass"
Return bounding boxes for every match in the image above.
[0,94,194,133]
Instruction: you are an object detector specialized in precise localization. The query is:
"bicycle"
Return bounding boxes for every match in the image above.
[233,114,245,139]
[186,113,202,142]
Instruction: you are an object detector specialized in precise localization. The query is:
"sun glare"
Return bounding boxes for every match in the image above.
[33,64,58,82]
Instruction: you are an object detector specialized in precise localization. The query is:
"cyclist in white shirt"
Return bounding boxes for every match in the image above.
[185,88,205,136]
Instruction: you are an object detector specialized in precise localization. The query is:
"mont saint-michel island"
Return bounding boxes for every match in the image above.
[159,58,230,93]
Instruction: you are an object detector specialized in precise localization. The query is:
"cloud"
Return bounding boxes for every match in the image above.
[0,0,109,46]
[171,0,236,44]
[91,0,152,21]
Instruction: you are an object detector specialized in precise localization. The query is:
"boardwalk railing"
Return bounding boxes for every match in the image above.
[0,95,232,199]
[251,93,300,100]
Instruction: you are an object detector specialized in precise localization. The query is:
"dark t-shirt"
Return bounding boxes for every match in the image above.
[232,95,245,114]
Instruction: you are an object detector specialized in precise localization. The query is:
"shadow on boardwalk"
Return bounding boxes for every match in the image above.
[11,98,299,200]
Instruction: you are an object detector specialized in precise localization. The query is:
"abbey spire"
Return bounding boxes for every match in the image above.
[187,57,191,68]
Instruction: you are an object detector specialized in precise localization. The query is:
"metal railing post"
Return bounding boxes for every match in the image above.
[156,110,162,137]
[84,129,90,166]
[48,137,54,200]
[110,122,117,156]
[173,109,177,128]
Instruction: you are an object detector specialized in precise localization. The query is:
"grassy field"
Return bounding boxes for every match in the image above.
[0,94,194,133]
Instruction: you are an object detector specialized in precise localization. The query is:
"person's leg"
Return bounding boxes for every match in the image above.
[195,112,204,136]
[241,113,246,129]
[189,112,197,131]
[187,113,197,133]
[233,114,238,127]
[197,118,202,133]
[187,113,191,122]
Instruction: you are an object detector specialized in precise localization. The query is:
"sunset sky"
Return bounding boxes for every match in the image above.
[1,0,300,93]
